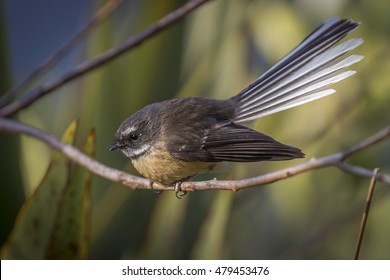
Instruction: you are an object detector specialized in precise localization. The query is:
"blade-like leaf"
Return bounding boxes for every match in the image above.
[0,121,94,259]
[0,120,77,259]
[45,128,95,259]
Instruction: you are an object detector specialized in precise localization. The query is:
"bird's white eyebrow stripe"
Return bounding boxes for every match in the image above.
[122,125,137,135]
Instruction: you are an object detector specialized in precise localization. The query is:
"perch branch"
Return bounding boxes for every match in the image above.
[0,118,389,192]
[0,0,212,117]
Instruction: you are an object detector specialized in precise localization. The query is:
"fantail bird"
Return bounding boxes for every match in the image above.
[110,17,363,187]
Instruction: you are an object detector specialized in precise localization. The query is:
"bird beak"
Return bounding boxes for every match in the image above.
[109,143,121,151]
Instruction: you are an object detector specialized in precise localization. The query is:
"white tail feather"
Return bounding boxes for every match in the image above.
[232,18,363,123]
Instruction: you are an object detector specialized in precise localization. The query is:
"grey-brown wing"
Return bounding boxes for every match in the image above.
[169,121,304,162]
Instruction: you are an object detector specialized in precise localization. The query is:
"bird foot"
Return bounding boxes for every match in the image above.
[149,181,162,194]
[174,181,187,199]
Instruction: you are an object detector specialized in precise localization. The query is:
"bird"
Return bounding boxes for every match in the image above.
[110,17,363,190]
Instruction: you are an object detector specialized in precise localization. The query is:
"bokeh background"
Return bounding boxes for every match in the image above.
[1,0,389,259]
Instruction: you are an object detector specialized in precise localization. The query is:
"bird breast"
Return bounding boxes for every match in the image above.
[131,140,214,185]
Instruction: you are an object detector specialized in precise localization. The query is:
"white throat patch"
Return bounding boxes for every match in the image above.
[121,143,151,158]
[132,143,151,157]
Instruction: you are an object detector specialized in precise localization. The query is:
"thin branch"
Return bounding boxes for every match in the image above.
[0,0,212,117]
[0,118,389,192]
[354,168,379,260]
[0,0,124,107]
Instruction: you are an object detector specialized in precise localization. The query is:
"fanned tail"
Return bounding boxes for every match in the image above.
[232,17,363,123]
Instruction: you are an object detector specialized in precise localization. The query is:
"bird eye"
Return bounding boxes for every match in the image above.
[130,133,139,141]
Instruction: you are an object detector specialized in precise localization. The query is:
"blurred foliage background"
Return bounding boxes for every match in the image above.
[0,0,389,259]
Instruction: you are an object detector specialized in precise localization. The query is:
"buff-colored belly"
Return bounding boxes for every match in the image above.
[132,145,214,185]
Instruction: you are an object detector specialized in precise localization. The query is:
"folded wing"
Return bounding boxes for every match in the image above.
[170,121,303,162]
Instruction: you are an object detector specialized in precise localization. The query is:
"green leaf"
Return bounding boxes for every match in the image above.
[0,121,94,259]
[45,128,95,259]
